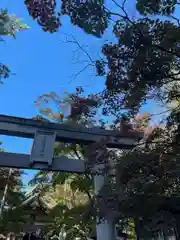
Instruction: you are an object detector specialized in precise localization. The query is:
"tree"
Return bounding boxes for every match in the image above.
[25,0,180,238]
[32,92,180,238]
[0,8,29,82]
[0,142,26,234]
[25,0,179,114]
[29,89,98,240]
[0,9,29,234]
[32,89,145,239]
[32,92,180,239]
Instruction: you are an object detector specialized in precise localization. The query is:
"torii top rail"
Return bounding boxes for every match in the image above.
[0,114,143,173]
[0,114,142,148]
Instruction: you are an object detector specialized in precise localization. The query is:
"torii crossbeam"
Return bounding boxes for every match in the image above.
[0,114,142,172]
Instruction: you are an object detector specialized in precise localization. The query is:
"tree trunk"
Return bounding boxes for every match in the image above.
[0,168,12,216]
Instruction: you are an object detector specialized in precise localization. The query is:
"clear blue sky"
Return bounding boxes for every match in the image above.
[0,0,165,190]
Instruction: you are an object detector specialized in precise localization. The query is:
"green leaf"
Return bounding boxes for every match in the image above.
[52,172,71,187]
[70,175,92,194]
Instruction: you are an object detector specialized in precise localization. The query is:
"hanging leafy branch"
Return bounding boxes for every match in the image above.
[0,9,29,82]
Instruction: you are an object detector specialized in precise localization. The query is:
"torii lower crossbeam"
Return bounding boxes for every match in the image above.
[0,152,85,173]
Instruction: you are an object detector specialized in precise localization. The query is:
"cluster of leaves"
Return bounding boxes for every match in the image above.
[0,9,29,82]
[101,17,180,115]
[0,168,24,201]
[0,205,31,234]
[0,9,29,37]
[29,160,95,239]
[25,0,109,37]
[61,0,109,37]
[136,0,177,15]
[25,0,60,33]
[35,88,100,124]
[0,64,10,83]
[0,144,26,234]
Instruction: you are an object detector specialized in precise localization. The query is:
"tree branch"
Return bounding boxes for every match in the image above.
[68,64,93,84]
[60,33,96,85]
[152,44,180,58]
[110,0,142,34]
[60,33,94,63]
[170,15,180,26]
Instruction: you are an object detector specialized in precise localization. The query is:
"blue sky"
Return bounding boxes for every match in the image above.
[0,0,166,190]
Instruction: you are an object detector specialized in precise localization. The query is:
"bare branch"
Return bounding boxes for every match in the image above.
[68,64,94,84]
[122,0,127,9]
[148,108,175,118]
[105,0,143,37]
[59,33,96,85]
[112,0,126,10]
[60,33,95,63]
[104,7,127,20]
[170,15,180,26]
[112,0,137,27]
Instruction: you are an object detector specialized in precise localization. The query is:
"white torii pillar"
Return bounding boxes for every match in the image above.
[94,164,115,240]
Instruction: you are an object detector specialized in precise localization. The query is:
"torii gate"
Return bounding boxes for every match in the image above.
[0,114,142,240]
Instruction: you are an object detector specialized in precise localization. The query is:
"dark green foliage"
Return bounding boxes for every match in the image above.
[136,0,177,15]
[102,18,180,114]
[61,0,109,37]
[0,168,26,233]
[0,143,25,233]
[95,60,106,76]
[0,64,10,82]
[25,0,61,33]
[0,9,29,83]
[25,0,109,36]
[0,168,23,196]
